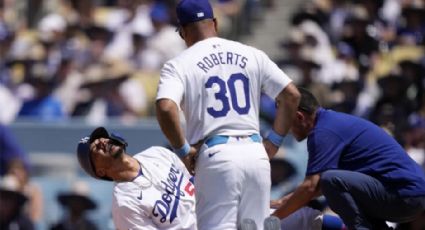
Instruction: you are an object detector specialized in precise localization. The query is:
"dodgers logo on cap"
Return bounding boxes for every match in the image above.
[176,0,214,26]
[79,136,89,144]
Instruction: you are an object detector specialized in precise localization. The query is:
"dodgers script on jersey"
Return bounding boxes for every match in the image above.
[111,147,196,230]
[156,37,292,144]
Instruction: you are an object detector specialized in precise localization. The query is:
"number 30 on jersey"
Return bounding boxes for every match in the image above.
[205,73,250,118]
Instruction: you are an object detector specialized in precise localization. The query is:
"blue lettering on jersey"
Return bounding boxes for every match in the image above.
[218,52,226,64]
[240,56,248,68]
[197,51,248,73]
[227,52,233,65]
[205,73,251,118]
[152,164,185,223]
[210,53,220,65]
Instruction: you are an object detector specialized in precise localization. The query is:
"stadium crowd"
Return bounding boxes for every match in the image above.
[0,0,261,124]
[261,0,425,169]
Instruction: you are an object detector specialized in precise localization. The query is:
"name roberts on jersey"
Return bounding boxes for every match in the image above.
[196,51,248,73]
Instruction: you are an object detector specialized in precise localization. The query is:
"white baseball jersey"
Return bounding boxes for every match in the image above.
[112,147,196,230]
[156,37,292,144]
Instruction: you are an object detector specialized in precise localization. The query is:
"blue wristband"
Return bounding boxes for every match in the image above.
[174,141,190,158]
[266,129,285,147]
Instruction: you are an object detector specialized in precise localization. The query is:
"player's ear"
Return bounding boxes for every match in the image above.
[296,111,304,121]
[213,18,218,33]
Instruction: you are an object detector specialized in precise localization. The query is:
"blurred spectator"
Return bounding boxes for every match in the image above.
[37,13,73,81]
[397,2,425,46]
[37,13,67,45]
[18,63,65,121]
[72,59,147,124]
[63,0,94,27]
[330,80,362,114]
[296,48,334,108]
[370,73,415,140]
[297,21,335,82]
[52,58,85,116]
[0,124,30,176]
[0,175,35,230]
[381,0,402,25]
[50,180,98,230]
[5,158,44,226]
[0,84,21,124]
[0,21,14,61]
[315,0,351,43]
[142,2,185,70]
[129,29,150,70]
[212,0,243,38]
[327,42,359,84]
[341,5,379,73]
[3,31,43,95]
[398,60,424,110]
[403,108,425,169]
[79,24,114,68]
[103,0,154,60]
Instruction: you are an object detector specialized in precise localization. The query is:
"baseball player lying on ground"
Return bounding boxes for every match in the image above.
[76,127,344,230]
[77,127,196,229]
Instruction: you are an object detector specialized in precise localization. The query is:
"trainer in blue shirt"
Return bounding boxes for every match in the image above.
[271,88,425,230]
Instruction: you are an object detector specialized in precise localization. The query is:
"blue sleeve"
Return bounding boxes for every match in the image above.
[0,125,29,175]
[259,94,276,122]
[306,129,345,175]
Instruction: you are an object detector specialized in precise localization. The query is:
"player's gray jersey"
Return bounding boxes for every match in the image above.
[112,147,196,230]
[156,37,292,144]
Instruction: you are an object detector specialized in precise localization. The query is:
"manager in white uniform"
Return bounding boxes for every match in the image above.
[155,0,300,229]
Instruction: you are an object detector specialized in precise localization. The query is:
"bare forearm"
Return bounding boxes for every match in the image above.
[272,174,321,219]
[273,83,300,135]
[273,186,316,219]
[156,99,186,148]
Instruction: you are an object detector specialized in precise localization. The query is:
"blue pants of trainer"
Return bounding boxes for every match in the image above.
[320,170,425,230]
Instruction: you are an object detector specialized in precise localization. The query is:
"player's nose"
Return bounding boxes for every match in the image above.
[91,138,108,152]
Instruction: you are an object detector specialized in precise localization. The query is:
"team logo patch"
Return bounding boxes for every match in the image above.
[79,136,90,144]
[152,164,185,223]
[197,12,204,18]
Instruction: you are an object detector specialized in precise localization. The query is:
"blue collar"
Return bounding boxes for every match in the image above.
[131,161,143,181]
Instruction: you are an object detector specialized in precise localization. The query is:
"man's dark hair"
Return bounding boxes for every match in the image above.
[297,87,320,114]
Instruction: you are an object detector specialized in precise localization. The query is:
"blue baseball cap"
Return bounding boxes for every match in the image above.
[176,0,214,26]
[76,127,128,181]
